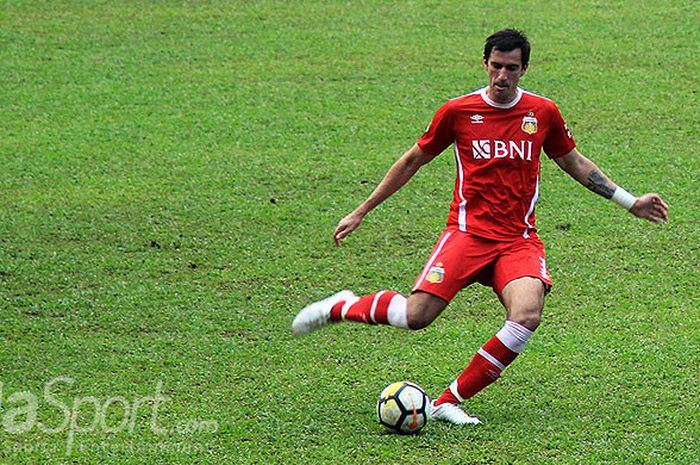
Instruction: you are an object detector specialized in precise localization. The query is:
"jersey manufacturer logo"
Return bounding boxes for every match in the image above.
[472,139,533,161]
[426,262,444,284]
[470,114,485,124]
[521,115,538,135]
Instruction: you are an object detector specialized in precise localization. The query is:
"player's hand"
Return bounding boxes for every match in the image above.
[333,211,365,246]
[629,193,669,224]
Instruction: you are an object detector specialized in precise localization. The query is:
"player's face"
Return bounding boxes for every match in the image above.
[484,48,528,104]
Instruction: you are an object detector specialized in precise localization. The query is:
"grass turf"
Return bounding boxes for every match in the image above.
[1,0,698,463]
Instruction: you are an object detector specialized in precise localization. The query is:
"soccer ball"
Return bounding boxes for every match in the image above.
[376,381,428,434]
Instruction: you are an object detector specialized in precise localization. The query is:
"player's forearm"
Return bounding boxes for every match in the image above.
[581,161,617,199]
[355,155,423,216]
[353,145,430,217]
[556,149,667,216]
[557,150,619,199]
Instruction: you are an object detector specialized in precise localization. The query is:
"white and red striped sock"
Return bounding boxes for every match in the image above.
[435,320,533,405]
[329,291,409,329]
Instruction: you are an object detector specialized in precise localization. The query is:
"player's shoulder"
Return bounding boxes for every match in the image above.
[427,89,483,120]
[519,88,560,109]
[434,88,484,114]
[447,88,484,105]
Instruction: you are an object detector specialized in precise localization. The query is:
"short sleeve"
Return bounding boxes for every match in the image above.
[417,101,454,157]
[543,102,576,159]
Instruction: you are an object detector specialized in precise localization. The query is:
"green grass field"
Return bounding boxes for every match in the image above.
[1,1,699,463]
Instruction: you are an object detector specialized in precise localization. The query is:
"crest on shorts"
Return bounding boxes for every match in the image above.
[426,262,445,284]
[521,115,538,135]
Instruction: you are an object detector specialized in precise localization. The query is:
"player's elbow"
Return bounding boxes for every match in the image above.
[555,149,589,178]
[402,144,432,169]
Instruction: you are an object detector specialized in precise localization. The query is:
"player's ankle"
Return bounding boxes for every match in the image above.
[434,389,459,406]
[329,300,347,322]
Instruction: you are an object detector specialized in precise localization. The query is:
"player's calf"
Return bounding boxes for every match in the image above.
[434,320,534,408]
[329,291,409,328]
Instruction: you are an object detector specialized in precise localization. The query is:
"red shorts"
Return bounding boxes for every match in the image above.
[412,229,552,302]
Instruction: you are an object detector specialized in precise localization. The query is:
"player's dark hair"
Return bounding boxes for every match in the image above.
[484,29,530,66]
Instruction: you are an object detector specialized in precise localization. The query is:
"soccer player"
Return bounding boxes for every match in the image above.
[292,29,669,425]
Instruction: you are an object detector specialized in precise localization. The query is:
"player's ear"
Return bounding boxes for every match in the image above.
[520,63,528,76]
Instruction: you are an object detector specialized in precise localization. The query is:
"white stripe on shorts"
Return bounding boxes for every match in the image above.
[413,231,452,290]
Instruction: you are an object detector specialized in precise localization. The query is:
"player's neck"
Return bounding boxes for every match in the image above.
[486,86,519,105]
[481,87,522,109]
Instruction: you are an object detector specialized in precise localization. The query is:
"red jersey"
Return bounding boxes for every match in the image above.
[417,87,576,240]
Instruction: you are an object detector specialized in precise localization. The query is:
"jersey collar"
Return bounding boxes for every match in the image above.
[480,87,523,109]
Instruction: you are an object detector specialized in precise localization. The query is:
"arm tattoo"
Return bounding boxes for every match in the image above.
[585,170,616,199]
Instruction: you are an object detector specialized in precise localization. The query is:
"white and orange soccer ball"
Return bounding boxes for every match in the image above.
[376,381,428,434]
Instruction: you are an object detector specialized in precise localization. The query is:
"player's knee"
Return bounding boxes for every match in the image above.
[522,313,541,330]
[406,310,432,330]
[406,292,448,330]
[511,307,542,331]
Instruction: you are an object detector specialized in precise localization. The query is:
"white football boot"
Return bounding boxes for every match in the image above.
[292,290,358,336]
[429,400,481,425]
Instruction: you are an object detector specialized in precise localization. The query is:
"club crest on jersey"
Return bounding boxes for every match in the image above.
[521,115,538,135]
[426,263,445,284]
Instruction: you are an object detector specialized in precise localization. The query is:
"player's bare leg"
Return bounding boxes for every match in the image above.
[406,291,448,329]
[431,277,544,425]
[500,277,545,331]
